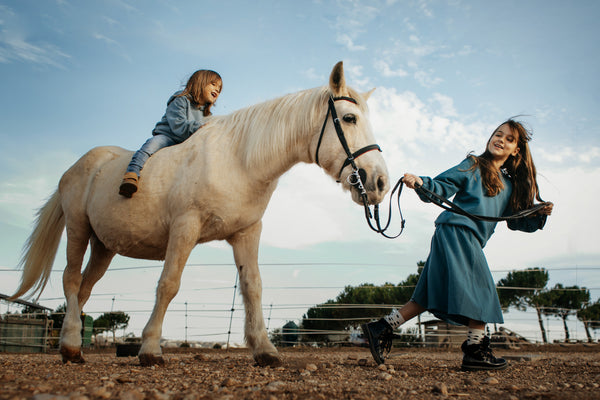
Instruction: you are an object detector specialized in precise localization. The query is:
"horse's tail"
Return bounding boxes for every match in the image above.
[11,189,65,301]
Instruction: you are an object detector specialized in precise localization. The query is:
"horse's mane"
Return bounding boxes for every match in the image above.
[210,85,366,169]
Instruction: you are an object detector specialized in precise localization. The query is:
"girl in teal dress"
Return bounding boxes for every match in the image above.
[362,119,553,371]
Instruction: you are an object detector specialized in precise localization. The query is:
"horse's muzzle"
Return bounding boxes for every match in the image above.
[350,168,389,205]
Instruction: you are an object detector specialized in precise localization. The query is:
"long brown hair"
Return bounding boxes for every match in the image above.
[469,119,543,211]
[177,69,222,116]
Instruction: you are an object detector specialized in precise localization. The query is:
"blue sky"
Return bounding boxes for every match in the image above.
[1,0,599,344]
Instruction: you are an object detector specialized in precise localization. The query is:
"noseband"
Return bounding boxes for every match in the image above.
[315,95,406,239]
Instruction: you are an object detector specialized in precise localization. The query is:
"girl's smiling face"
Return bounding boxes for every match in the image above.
[203,81,222,105]
[487,123,520,163]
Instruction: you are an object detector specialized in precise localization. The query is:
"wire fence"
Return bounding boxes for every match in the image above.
[2,264,599,349]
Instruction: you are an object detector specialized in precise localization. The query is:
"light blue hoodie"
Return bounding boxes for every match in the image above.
[152,90,206,144]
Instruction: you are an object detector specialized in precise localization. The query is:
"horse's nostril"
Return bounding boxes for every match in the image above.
[377,176,387,192]
[358,168,367,184]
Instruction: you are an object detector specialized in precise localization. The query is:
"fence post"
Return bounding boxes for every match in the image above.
[226,271,238,349]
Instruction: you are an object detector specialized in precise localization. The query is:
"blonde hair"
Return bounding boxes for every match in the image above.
[469,119,543,211]
[178,69,222,116]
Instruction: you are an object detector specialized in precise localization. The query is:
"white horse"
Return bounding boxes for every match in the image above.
[11,62,389,367]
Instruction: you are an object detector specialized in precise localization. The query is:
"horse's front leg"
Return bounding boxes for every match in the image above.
[227,221,280,367]
[138,217,199,366]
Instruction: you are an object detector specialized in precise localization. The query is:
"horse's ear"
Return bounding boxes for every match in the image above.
[363,87,376,101]
[329,61,346,96]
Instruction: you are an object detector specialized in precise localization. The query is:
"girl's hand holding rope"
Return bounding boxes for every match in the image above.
[402,173,423,189]
[538,202,553,216]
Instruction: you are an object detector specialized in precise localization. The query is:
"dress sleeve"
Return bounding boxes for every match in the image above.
[416,159,470,203]
[164,96,203,141]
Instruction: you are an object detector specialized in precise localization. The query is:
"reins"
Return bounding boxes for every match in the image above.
[364,176,551,239]
[412,181,551,222]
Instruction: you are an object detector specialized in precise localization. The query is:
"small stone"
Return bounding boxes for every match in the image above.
[265,381,286,392]
[485,377,499,385]
[32,395,69,400]
[305,363,318,371]
[377,364,388,371]
[378,372,393,381]
[358,358,368,366]
[221,377,238,387]
[90,387,112,399]
[119,390,144,400]
[69,395,90,400]
[116,375,134,384]
[433,382,448,395]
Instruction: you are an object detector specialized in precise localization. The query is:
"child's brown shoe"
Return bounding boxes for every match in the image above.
[119,172,139,198]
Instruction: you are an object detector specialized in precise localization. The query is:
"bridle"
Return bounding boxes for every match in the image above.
[315,96,381,181]
[314,95,551,239]
[315,95,405,239]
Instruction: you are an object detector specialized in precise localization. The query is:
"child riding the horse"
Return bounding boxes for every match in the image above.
[119,69,223,197]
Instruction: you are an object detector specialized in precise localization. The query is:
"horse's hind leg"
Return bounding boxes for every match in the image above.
[78,235,116,309]
[59,224,91,363]
[228,221,280,367]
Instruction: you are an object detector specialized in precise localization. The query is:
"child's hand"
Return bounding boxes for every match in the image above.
[539,202,554,216]
[403,173,423,189]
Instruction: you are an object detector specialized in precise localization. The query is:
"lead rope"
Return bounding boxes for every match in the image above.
[359,176,551,239]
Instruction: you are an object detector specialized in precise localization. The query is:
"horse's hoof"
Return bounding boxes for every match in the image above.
[254,353,281,367]
[139,353,165,367]
[60,346,85,364]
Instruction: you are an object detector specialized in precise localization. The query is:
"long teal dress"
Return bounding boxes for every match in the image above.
[411,157,547,325]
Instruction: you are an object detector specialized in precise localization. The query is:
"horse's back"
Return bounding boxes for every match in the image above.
[59,146,130,201]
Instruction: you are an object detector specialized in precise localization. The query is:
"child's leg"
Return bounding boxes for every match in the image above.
[461,318,507,371]
[126,134,177,176]
[120,135,177,197]
[385,300,426,328]
[362,300,425,364]
[466,319,486,345]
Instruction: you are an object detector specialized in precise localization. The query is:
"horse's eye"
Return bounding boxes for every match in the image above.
[343,114,357,124]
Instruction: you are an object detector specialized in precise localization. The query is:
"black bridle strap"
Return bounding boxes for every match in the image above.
[337,144,382,179]
[315,96,382,179]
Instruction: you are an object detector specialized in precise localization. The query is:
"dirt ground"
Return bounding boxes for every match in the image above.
[1,344,599,400]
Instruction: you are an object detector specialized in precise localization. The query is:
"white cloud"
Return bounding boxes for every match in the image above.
[414,69,443,87]
[429,93,457,117]
[0,31,70,68]
[93,33,118,45]
[374,60,408,78]
[302,67,323,82]
[336,33,366,51]
[537,146,600,164]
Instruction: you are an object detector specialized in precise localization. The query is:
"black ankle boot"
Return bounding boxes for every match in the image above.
[461,336,508,371]
[361,318,393,365]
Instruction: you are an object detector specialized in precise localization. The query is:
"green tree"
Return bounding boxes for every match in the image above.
[20,305,48,319]
[577,300,600,342]
[542,284,590,342]
[496,267,550,343]
[93,311,130,344]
